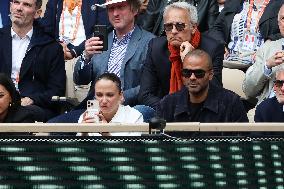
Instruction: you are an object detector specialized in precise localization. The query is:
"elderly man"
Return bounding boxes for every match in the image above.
[255,65,284,122]
[157,49,248,123]
[140,0,219,36]
[243,4,284,105]
[0,0,66,122]
[48,0,155,123]
[138,2,223,110]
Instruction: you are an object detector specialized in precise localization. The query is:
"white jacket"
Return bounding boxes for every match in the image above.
[77,105,144,136]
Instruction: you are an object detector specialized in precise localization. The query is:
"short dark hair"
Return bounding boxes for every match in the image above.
[0,73,21,108]
[183,49,213,70]
[95,72,122,93]
[35,0,42,9]
[127,0,141,12]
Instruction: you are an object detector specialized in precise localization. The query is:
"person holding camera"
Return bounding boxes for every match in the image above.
[77,72,143,136]
[74,0,155,105]
[48,0,154,123]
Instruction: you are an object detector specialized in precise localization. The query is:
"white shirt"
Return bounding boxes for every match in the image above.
[11,28,33,88]
[226,0,265,65]
[77,105,144,136]
[59,6,86,46]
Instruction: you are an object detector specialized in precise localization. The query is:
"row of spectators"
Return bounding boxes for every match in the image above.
[0,0,284,137]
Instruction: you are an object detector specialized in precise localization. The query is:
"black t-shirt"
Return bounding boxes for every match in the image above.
[188,101,204,122]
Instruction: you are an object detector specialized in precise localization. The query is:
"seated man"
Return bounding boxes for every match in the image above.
[138,2,224,109]
[255,66,284,122]
[156,49,248,123]
[0,0,66,122]
[49,0,155,123]
[243,4,284,105]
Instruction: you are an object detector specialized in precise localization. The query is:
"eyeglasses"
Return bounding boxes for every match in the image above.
[181,69,207,79]
[164,22,188,32]
[274,80,284,88]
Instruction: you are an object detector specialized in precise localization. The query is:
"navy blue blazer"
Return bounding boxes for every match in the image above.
[0,24,66,112]
[74,26,155,107]
[41,0,109,57]
[255,97,284,122]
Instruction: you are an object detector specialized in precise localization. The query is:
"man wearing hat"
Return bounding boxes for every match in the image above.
[48,0,155,123]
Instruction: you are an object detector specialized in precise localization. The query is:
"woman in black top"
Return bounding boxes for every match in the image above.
[0,73,35,123]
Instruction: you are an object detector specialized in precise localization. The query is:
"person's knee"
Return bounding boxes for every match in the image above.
[133,105,155,123]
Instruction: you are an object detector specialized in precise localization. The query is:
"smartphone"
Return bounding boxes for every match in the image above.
[87,100,100,122]
[93,25,108,51]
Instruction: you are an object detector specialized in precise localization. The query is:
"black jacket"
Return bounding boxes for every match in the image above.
[138,35,224,109]
[208,0,284,45]
[140,0,219,36]
[255,97,284,122]
[0,23,66,114]
[3,106,36,123]
[156,86,248,123]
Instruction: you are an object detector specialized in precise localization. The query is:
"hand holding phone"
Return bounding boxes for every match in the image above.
[93,25,108,51]
[86,100,100,123]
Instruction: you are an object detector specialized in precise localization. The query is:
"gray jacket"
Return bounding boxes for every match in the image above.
[243,38,283,104]
[74,26,155,106]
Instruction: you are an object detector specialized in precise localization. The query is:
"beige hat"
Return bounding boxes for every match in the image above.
[95,0,127,8]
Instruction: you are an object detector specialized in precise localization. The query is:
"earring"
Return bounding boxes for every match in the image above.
[9,102,12,107]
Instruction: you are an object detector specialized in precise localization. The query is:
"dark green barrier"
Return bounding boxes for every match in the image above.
[0,136,283,188]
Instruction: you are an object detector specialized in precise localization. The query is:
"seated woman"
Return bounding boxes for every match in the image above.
[0,73,35,123]
[77,73,144,136]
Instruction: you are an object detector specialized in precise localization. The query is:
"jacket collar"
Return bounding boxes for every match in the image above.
[174,85,219,118]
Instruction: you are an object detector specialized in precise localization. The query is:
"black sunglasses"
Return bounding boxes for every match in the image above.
[181,69,207,79]
[164,22,188,32]
[274,80,284,88]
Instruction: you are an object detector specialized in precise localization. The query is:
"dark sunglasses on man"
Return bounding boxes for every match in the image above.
[274,80,284,88]
[181,69,208,79]
[164,22,188,32]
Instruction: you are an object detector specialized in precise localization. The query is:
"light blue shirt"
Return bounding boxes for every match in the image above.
[0,13,3,28]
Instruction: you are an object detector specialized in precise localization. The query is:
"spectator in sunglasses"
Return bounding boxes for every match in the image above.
[156,49,248,124]
[138,2,224,111]
[255,66,284,122]
[243,4,284,106]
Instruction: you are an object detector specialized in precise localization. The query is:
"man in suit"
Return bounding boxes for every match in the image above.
[243,4,284,105]
[48,0,155,123]
[138,2,223,110]
[0,0,66,122]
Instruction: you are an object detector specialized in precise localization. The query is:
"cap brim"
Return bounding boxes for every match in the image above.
[95,0,127,8]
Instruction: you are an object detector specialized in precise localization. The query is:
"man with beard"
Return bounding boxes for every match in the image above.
[156,49,248,123]
[0,0,66,122]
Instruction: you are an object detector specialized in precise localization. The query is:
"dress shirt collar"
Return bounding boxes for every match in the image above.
[11,27,33,39]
